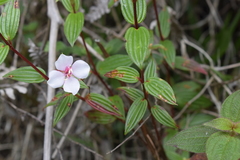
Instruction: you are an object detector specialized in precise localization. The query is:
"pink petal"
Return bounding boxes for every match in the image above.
[47,70,65,88]
[72,60,90,79]
[63,76,80,95]
[55,54,73,71]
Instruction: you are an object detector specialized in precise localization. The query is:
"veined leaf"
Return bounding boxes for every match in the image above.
[159,40,176,69]
[0,42,9,64]
[144,77,177,105]
[109,95,125,120]
[120,0,146,24]
[151,105,177,128]
[167,125,218,153]
[45,92,66,108]
[61,0,80,13]
[206,132,240,160]
[53,94,74,126]
[144,58,157,81]
[118,87,144,101]
[80,80,88,89]
[85,93,122,117]
[3,66,46,83]
[220,90,240,122]
[204,118,234,132]
[159,7,170,38]
[96,55,133,76]
[104,66,140,83]
[64,12,84,46]
[125,27,150,69]
[0,0,10,5]
[125,97,147,134]
[0,0,20,40]
[85,109,116,124]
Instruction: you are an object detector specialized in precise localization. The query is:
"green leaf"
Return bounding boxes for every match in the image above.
[175,56,207,74]
[61,0,80,13]
[159,7,170,38]
[144,58,157,81]
[118,87,144,101]
[151,105,177,128]
[96,55,133,76]
[167,125,218,153]
[80,80,88,89]
[85,93,122,117]
[125,97,147,135]
[0,0,10,5]
[204,118,234,132]
[159,40,176,69]
[53,94,74,126]
[120,0,146,24]
[109,95,125,120]
[64,12,84,46]
[44,92,66,108]
[125,27,150,69]
[144,77,176,105]
[221,90,240,122]
[0,43,9,64]
[3,66,46,83]
[85,109,116,124]
[206,132,240,160]
[104,66,140,83]
[0,0,20,40]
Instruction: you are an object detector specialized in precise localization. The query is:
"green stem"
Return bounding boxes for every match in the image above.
[0,33,49,80]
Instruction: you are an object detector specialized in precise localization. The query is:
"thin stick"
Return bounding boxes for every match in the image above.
[106,115,150,154]
[174,76,214,120]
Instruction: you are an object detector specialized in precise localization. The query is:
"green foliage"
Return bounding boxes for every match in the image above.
[0,0,9,5]
[0,42,9,64]
[159,40,176,68]
[125,27,150,69]
[64,12,84,46]
[0,0,20,40]
[144,77,177,105]
[117,87,144,101]
[3,66,46,83]
[85,109,116,124]
[120,0,146,24]
[144,58,157,80]
[125,97,147,134]
[159,7,170,38]
[108,95,125,120]
[104,66,140,83]
[61,0,80,13]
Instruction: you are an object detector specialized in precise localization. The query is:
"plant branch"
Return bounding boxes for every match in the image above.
[132,0,139,29]
[152,0,164,41]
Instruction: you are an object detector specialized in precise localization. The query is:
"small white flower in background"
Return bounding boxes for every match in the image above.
[47,54,90,95]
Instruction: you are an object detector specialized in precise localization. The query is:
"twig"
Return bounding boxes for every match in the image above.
[51,77,93,159]
[212,73,232,95]
[174,76,214,120]
[106,115,150,154]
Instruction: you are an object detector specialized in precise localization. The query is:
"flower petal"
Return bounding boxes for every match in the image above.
[72,60,90,79]
[63,76,80,95]
[55,54,73,71]
[47,70,65,88]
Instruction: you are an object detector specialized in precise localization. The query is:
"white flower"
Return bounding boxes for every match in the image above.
[47,54,90,95]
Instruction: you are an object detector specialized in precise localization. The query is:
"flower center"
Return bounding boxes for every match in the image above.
[64,66,73,78]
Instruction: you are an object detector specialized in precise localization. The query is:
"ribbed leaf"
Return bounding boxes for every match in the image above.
[175,56,207,75]
[167,125,218,153]
[120,0,146,24]
[85,109,116,124]
[125,97,147,134]
[144,77,177,105]
[221,90,240,122]
[206,132,240,160]
[0,0,20,40]
[80,80,88,89]
[97,55,133,76]
[204,118,234,132]
[44,92,66,108]
[0,0,9,5]
[125,27,150,69]
[61,0,80,13]
[3,66,46,83]
[159,7,170,38]
[151,105,177,128]
[159,40,176,69]
[85,93,122,117]
[53,94,74,126]
[104,66,140,83]
[64,12,84,46]
[109,95,125,120]
[118,87,144,101]
[144,58,157,81]
[0,42,9,64]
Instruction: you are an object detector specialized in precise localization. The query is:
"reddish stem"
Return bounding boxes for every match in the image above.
[96,41,109,58]
[152,0,164,41]
[0,33,49,80]
[132,0,139,29]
